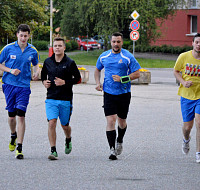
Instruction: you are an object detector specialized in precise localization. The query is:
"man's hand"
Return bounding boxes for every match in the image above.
[43,80,51,88]
[32,72,39,81]
[95,83,103,91]
[10,69,21,76]
[112,75,121,82]
[183,81,193,88]
[54,77,65,86]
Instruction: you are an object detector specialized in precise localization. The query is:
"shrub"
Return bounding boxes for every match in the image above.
[32,41,49,50]
[0,44,5,50]
[135,44,142,52]
[123,40,132,49]
[65,42,72,52]
[70,40,78,50]
[128,45,133,52]
[134,44,192,54]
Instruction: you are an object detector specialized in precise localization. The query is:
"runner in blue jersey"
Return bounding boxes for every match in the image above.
[0,24,40,159]
[94,32,141,160]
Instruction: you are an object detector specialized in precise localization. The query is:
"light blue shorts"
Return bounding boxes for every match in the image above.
[181,97,200,122]
[45,99,72,126]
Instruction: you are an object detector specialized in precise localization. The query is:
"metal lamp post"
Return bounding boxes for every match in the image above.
[49,0,53,57]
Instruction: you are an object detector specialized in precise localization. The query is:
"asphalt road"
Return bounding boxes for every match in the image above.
[0,68,200,190]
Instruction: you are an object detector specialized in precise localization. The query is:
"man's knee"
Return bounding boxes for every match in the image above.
[106,115,117,126]
[183,121,193,131]
[118,118,127,128]
[48,119,57,128]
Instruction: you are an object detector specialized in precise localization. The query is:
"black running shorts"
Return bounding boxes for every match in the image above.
[103,92,131,119]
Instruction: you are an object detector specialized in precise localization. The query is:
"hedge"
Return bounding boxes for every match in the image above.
[128,44,192,55]
[31,40,79,52]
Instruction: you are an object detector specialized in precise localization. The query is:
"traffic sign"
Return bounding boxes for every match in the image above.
[130,20,140,31]
[130,31,139,41]
[131,10,140,20]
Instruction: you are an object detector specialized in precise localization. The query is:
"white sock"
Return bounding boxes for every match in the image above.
[183,138,190,143]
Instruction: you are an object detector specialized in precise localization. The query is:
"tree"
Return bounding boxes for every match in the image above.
[59,0,186,45]
[53,0,65,31]
[0,0,49,43]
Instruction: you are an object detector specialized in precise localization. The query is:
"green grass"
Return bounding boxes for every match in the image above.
[70,50,104,66]
[40,54,49,63]
[39,50,175,68]
[137,58,175,68]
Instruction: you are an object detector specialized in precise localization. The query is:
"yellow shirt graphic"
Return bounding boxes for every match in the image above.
[174,50,200,100]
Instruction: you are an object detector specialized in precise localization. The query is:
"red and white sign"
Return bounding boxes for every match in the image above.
[130,20,140,31]
[130,31,139,41]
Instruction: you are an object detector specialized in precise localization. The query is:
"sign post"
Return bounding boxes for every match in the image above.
[130,10,140,56]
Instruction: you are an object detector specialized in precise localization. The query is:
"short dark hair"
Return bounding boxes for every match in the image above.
[17,24,31,34]
[112,32,123,39]
[193,33,200,42]
[53,37,65,46]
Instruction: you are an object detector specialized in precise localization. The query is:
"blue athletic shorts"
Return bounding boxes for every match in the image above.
[45,99,73,126]
[2,83,31,112]
[181,97,200,122]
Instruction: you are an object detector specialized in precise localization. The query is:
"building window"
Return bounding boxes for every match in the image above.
[192,0,197,7]
[191,15,197,34]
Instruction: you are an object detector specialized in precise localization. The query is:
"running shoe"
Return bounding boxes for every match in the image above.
[15,150,24,159]
[9,138,17,152]
[116,142,123,155]
[182,137,190,154]
[109,147,117,160]
[65,142,72,154]
[196,153,200,163]
[48,151,58,160]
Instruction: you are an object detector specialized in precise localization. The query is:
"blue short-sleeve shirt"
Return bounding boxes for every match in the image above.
[96,48,141,95]
[0,41,39,87]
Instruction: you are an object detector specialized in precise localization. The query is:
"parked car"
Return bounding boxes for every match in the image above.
[92,35,110,50]
[75,37,100,51]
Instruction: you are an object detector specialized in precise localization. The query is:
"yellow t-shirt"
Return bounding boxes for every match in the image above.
[174,50,200,100]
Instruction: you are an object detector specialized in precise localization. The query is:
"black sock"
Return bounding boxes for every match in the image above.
[11,132,17,145]
[17,143,22,152]
[106,130,116,150]
[65,137,71,148]
[51,146,56,153]
[117,126,127,143]
[65,137,71,144]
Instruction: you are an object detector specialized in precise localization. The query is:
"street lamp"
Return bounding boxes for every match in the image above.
[49,0,53,57]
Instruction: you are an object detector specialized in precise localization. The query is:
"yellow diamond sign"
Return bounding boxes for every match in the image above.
[131,10,140,20]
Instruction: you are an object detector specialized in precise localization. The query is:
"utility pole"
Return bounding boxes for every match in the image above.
[49,0,53,57]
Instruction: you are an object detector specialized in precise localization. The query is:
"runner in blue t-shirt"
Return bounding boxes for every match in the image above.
[95,32,141,160]
[0,24,40,159]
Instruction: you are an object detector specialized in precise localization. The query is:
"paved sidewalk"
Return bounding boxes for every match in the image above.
[0,67,200,190]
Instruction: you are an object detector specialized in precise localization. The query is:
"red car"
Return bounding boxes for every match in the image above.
[76,37,100,51]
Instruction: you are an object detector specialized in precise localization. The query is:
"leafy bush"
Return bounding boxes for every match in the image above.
[123,40,132,49]
[0,44,5,50]
[70,40,78,50]
[134,44,192,54]
[32,41,49,50]
[65,42,72,52]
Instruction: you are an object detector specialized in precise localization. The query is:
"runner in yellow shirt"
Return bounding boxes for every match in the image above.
[174,33,200,163]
